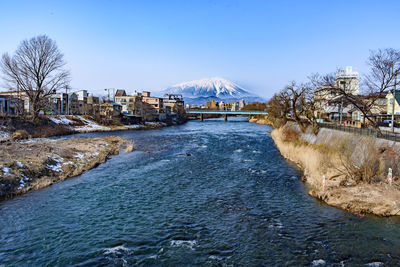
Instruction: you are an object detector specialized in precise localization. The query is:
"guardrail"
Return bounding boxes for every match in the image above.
[319,122,400,142]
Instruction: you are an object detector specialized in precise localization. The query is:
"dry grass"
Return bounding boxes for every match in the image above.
[280,123,400,185]
[271,124,400,216]
[31,124,74,138]
[333,137,381,184]
[11,129,29,140]
[281,124,300,142]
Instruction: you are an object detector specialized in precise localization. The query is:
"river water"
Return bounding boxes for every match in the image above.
[1,118,400,266]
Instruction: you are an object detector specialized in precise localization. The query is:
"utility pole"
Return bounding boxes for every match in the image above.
[65,85,70,115]
[104,88,110,102]
[392,71,398,133]
[104,88,115,102]
[339,81,346,125]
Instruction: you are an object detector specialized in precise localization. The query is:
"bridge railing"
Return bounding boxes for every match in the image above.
[185,109,268,115]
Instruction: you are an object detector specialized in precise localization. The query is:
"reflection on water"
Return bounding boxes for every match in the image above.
[1,118,400,266]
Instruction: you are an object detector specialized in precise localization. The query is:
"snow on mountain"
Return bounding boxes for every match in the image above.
[161,77,265,105]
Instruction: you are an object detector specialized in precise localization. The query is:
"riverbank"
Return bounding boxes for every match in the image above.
[0,115,170,142]
[0,136,133,201]
[271,123,400,216]
[249,115,273,125]
[49,115,168,133]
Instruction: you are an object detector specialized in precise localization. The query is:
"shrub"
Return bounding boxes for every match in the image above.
[31,125,74,138]
[281,124,300,142]
[335,137,382,184]
[12,130,29,140]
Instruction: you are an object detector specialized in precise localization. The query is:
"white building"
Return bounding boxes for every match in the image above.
[239,99,246,109]
[74,90,88,101]
[335,66,359,95]
[314,66,360,121]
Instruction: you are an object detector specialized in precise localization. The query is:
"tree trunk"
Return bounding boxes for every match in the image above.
[31,101,39,121]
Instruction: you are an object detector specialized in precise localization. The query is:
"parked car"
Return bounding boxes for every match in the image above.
[381,120,400,128]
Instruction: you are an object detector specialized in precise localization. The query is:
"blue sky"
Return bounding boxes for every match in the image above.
[0,0,399,98]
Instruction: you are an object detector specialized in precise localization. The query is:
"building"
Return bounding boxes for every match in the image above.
[68,93,79,115]
[115,89,127,97]
[335,66,359,95]
[74,90,88,101]
[141,91,164,121]
[386,90,400,115]
[219,101,225,110]
[0,91,32,113]
[141,102,158,121]
[86,96,100,117]
[231,100,239,111]
[163,94,184,115]
[314,66,360,121]
[48,93,68,115]
[239,99,246,109]
[0,95,23,115]
[114,95,143,118]
[99,102,122,120]
[206,99,218,109]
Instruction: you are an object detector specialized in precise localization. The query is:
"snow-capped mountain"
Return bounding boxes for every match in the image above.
[160,77,265,105]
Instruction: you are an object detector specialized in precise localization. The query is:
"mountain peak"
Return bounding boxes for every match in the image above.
[161,77,265,105]
[168,77,252,98]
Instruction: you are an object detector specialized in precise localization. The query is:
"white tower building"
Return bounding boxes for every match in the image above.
[335,66,359,95]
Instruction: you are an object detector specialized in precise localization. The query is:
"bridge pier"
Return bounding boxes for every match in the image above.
[200,114,204,122]
[224,114,228,122]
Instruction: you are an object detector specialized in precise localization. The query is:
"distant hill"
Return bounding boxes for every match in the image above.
[159,77,266,105]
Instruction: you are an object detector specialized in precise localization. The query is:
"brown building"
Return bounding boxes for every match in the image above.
[141,91,164,121]
[206,99,218,109]
[86,96,100,117]
[68,93,79,115]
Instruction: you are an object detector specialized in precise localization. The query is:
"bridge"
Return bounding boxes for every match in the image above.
[186,110,268,121]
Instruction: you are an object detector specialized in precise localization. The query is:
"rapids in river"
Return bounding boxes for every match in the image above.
[1,118,400,266]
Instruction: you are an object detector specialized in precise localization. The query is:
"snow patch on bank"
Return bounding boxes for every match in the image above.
[49,116,75,125]
[74,116,111,132]
[46,154,64,172]
[2,167,10,175]
[48,115,166,133]
[0,130,10,140]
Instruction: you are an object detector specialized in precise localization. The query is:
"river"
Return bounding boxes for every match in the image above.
[1,118,400,266]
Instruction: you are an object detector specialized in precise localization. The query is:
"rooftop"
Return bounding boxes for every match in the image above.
[337,66,358,79]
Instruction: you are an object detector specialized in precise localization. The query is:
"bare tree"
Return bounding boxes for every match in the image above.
[1,35,70,120]
[285,81,310,132]
[302,80,322,133]
[266,88,291,128]
[311,49,400,135]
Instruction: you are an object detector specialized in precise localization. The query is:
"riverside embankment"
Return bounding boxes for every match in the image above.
[0,115,168,142]
[0,136,133,201]
[271,123,400,216]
